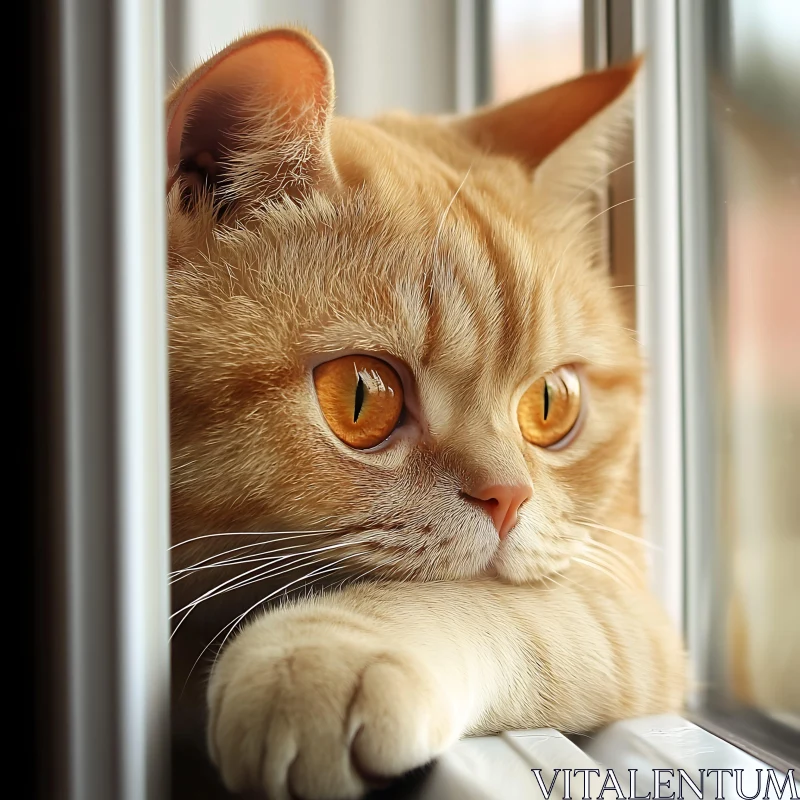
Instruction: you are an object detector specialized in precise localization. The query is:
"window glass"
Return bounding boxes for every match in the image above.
[490,0,583,102]
[714,0,800,733]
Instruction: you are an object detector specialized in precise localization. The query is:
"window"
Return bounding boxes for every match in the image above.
[490,0,583,100]
[680,0,800,767]
[29,2,797,798]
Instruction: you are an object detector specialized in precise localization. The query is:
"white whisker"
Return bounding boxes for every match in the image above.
[179,554,366,693]
[573,556,632,589]
[549,197,636,290]
[428,164,473,302]
[170,529,335,551]
[215,553,368,662]
[546,569,581,591]
[570,197,637,243]
[180,551,344,616]
[562,159,635,215]
[171,552,303,584]
[539,573,565,590]
[170,540,355,621]
[170,534,338,582]
[583,537,641,574]
[171,551,347,640]
[572,518,660,550]
[178,563,354,698]
[171,541,300,583]
[170,540,267,577]
[580,546,640,587]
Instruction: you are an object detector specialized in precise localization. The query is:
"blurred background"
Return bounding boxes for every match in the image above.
[717,0,799,736]
[164,1,584,113]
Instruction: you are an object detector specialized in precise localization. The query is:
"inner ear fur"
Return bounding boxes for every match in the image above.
[165,27,340,206]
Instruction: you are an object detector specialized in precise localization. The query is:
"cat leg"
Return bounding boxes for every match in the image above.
[207,602,467,800]
[207,574,686,800]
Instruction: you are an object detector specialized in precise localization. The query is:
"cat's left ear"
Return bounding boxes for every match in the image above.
[455,58,641,206]
[165,27,339,204]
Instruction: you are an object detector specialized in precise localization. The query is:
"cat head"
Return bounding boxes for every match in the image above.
[168,28,643,588]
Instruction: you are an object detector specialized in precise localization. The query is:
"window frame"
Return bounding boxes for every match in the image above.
[34,0,172,797]
[32,4,796,799]
[586,0,798,771]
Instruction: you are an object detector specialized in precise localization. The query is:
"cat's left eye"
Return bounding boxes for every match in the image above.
[517,366,582,448]
[313,355,404,449]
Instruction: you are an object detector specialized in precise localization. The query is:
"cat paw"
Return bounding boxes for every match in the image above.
[207,613,460,800]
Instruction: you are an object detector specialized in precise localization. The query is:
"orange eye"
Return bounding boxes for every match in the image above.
[313,355,404,449]
[517,366,582,447]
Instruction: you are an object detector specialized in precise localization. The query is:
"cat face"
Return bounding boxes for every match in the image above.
[168,29,642,589]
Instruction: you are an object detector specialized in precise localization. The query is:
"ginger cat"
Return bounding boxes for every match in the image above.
[166,28,686,800]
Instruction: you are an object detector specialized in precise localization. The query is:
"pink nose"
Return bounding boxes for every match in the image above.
[463,483,532,540]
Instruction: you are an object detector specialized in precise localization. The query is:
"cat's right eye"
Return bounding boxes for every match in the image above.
[313,355,404,449]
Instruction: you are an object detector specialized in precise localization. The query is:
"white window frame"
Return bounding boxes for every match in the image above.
[34,3,796,799]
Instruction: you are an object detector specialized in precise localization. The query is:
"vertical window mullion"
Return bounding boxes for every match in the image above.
[676,0,721,713]
[114,0,172,796]
[632,0,686,632]
[56,0,171,797]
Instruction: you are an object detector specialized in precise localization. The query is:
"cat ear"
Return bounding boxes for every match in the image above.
[456,58,641,204]
[165,28,339,205]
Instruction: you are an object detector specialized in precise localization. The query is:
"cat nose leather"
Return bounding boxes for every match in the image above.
[463,483,532,540]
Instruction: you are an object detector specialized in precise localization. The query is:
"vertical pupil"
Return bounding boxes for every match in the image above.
[543,381,550,421]
[354,376,365,422]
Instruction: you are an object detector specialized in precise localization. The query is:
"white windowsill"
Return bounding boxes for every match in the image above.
[380,715,793,799]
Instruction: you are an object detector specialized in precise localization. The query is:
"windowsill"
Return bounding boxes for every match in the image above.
[688,707,800,777]
[370,715,795,800]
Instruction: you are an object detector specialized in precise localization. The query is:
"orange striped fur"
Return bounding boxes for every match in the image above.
[167,27,686,800]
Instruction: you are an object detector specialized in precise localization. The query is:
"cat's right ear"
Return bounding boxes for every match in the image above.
[165,28,339,207]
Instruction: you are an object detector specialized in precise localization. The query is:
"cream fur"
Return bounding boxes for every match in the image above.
[167,27,687,800]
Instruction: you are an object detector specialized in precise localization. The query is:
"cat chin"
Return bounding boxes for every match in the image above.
[491,549,573,586]
[475,563,499,579]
